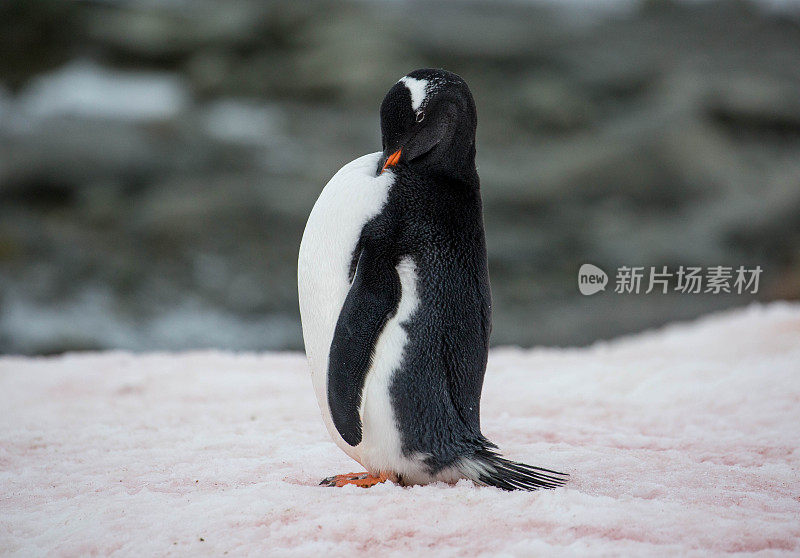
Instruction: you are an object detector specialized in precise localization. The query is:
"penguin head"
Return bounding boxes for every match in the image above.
[378,68,477,179]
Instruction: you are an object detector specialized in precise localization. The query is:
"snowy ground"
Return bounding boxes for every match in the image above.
[1,303,799,556]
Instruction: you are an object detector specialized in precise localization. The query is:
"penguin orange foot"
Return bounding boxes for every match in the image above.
[319,472,392,488]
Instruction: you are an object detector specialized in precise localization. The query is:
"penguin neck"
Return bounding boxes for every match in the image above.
[412,145,478,186]
[398,161,480,196]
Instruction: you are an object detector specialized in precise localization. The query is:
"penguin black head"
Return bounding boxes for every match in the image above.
[377,68,477,180]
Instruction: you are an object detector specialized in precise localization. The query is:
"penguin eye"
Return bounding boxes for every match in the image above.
[415,111,425,123]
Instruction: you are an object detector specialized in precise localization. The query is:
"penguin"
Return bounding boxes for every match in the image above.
[297,68,567,490]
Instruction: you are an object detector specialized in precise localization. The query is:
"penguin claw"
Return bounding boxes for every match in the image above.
[319,472,392,488]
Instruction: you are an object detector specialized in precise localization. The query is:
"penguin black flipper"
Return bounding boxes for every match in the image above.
[327,244,400,447]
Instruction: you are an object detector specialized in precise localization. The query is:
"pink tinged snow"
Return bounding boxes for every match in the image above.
[1,303,799,556]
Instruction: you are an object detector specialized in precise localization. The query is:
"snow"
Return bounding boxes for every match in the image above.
[18,59,189,122]
[1,303,799,556]
[0,285,298,354]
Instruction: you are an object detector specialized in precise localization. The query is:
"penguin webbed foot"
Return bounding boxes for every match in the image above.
[319,471,393,488]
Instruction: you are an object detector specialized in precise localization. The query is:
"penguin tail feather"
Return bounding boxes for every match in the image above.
[467,447,568,491]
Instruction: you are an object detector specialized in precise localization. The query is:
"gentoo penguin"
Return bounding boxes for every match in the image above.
[297,68,567,490]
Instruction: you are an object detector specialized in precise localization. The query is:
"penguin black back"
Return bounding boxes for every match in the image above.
[383,73,490,474]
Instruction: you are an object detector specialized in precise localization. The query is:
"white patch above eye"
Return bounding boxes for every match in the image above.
[399,76,428,113]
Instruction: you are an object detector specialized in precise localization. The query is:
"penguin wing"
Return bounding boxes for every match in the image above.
[327,244,400,447]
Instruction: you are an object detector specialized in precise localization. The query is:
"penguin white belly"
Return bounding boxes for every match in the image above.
[357,256,426,478]
[298,152,422,476]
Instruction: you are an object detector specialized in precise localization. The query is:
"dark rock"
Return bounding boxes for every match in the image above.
[1,0,798,354]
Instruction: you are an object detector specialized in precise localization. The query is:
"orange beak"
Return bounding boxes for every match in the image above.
[381,149,402,173]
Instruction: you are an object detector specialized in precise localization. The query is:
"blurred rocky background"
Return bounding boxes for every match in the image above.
[1,0,799,355]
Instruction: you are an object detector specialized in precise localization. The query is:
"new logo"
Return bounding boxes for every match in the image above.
[578,264,608,296]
